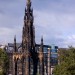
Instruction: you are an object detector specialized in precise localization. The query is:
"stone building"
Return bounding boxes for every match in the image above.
[6,0,58,75]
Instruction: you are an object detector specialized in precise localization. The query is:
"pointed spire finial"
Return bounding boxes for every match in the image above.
[27,0,31,3]
[41,36,43,44]
[40,36,43,47]
[14,35,16,42]
[14,35,17,52]
[26,0,31,8]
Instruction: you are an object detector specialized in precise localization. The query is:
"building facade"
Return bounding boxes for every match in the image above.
[6,0,58,75]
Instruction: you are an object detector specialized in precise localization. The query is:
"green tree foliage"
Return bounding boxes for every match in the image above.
[53,47,75,75]
[0,48,9,75]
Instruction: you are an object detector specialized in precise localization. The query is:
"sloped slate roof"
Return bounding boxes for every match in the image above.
[8,43,21,48]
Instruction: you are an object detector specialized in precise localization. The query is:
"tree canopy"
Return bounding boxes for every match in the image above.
[0,48,9,75]
[53,47,75,75]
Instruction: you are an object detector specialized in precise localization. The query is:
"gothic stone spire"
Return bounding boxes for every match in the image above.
[22,0,36,75]
[39,36,44,75]
[26,0,31,9]
[14,35,17,52]
[23,0,35,51]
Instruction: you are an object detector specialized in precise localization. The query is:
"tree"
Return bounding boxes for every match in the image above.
[53,47,75,75]
[0,48,9,75]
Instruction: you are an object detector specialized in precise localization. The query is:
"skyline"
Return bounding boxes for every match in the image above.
[0,0,75,48]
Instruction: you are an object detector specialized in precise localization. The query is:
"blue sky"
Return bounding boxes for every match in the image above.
[0,0,75,48]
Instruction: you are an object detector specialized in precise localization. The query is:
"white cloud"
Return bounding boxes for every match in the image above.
[0,11,23,44]
[34,10,75,28]
[34,9,75,47]
[0,27,22,44]
[68,35,75,40]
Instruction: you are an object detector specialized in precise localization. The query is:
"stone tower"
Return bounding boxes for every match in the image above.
[22,0,38,75]
[39,37,44,75]
[22,0,35,52]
